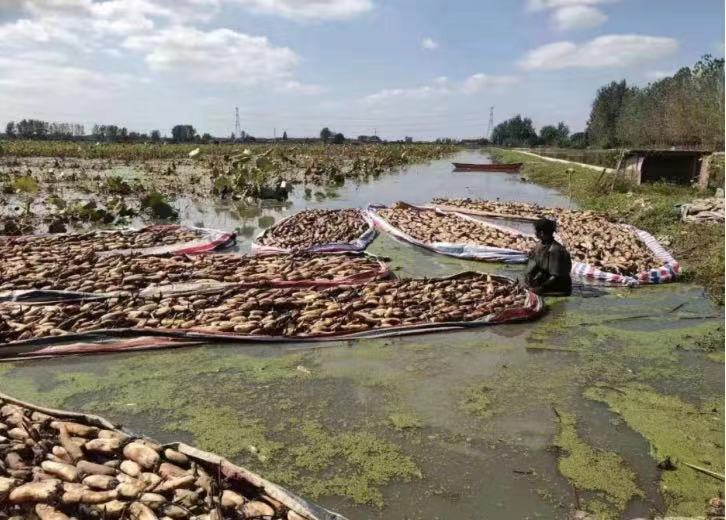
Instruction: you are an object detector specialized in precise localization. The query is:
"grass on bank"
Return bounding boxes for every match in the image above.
[489,148,724,303]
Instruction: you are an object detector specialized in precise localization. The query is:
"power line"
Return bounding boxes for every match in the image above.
[234,106,241,139]
[486,106,494,139]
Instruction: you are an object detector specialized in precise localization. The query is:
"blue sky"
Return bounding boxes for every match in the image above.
[0,0,723,140]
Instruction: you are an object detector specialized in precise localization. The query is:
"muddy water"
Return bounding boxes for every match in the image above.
[0,150,723,520]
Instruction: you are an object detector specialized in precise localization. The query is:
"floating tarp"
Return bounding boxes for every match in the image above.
[0,252,391,304]
[101,224,236,256]
[251,209,376,254]
[0,392,347,520]
[430,199,681,286]
[367,203,533,263]
[0,224,236,257]
[567,225,680,285]
[0,273,544,360]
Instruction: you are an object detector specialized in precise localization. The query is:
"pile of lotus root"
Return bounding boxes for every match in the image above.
[377,204,535,251]
[0,274,530,343]
[432,198,662,276]
[0,227,204,256]
[0,253,386,294]
[256,210,369,250]
[0,399,316,519]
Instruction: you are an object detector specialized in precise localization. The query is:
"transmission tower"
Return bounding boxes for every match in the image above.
[234,107,242,140]
[486,106,494,140]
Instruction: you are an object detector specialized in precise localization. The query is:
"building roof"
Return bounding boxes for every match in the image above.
[624,149,714,157]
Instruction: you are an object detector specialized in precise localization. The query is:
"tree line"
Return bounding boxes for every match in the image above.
[3,120,214,143]
[588,55,723,148]
[492,55,724,149]
[490,115,585,148]
[5,120,86,140]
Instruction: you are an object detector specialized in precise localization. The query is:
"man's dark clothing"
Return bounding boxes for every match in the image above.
[525,240,572,296]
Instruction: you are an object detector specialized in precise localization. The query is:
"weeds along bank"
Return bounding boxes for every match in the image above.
[488,148,725,303]
[520,147,725,189]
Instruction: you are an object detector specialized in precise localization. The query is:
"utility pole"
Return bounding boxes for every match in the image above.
[234,107,241,140]
[486,106,494,140]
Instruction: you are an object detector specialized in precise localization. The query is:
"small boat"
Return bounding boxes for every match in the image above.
[452,162,523,172]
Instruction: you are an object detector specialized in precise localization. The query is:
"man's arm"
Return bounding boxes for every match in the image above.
[524,250,541,285]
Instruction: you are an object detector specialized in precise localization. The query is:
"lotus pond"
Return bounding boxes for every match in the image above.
[0,150,723,520]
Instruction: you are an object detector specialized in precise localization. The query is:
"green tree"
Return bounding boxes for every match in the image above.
[491,115,538,147]
[16,119,49,139]
[320,127,332,142]
[171,125,197,143]
[569,132,588,148]
[332,132,345,144]
[5,121,15,138]
[613,56,724,148]
[540,121,572,147]
[282,131,288,140]
[150,130,161,142]
[586,80,632,147]
[539,125,560,146]
[556,122,570,143]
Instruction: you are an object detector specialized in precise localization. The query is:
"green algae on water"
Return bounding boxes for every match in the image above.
[553,409,643,518]
[276,420,422,507]
[459,382,493,418]
[388,411,422,430]
[585,384,724,517]
[166,405,282,463]
[0,349,424,507]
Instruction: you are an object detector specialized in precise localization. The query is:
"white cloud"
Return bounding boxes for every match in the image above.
[526,0,615,33]
[460,73,519,93]
[276,80,325,95]
[645,69,675,80]
[363,85,449,104]
[17,0,220,22]
[232,0,373,21]
[552,5,607,30]
[124,26,299,85]
[0,53,143,97]
[363,74,519,104]
[526,0,612,11]
[519,35,678,70]
[0,2,318,95]
[0,18,82,47]
[421,37,439,50]
[6,0,223,42]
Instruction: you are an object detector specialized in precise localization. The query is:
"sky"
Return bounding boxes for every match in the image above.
[0,0,723,140]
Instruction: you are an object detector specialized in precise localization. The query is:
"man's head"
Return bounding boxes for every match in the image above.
[533,218,557,242]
